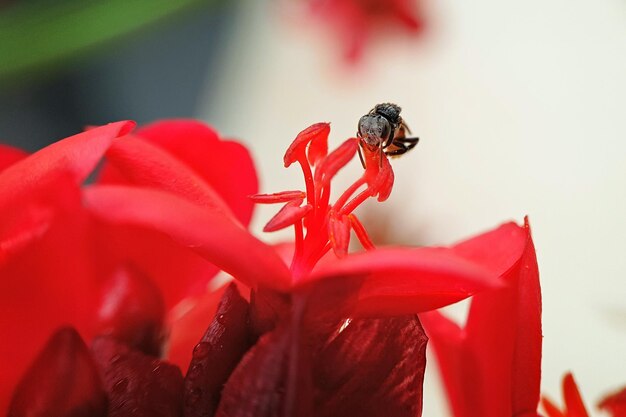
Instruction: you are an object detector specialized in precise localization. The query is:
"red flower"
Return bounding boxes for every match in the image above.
[420,217,542,417]
[0,120,258,414]
[84,122,530,415]
[542,373,626,417]
[307,0,425,62]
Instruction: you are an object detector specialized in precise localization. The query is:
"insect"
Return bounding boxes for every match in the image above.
[356,103,419,168]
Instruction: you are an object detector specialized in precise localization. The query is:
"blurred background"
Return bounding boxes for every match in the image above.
[1,0,624,414]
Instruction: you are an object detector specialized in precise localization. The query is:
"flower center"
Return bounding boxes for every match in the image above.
[250,123,395,281]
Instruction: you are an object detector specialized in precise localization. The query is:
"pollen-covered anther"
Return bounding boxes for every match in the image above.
[263,198,312,232]
[314,138,359,187]
[249,190,306,204]
[328,211,351,258]
[283,122,330,168]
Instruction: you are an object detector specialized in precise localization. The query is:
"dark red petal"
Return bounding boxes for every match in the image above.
[307,246,501,316]
[183,283,252,417]
[562,373,590,417]
[167,284,229,371]
[91,337,183,417]
[84,185,291,291]
[598,386,626,417]
[134,120,258,226]
[102,136,237,222]
[215,324,313,417]
[263,199,312,233]
[249,287,291,337]
[313,316,428,417]
[8,327,107,417]
[284,123,330,168]
[249,190,306,204]
[0,144,27,172]
[94,265,166,356]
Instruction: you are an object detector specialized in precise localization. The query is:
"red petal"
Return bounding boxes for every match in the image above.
[313,316,428,417]
[84,185,291,291]
[263,199,312,232]
[91,337,183,417]
[307,246,501,316]
[421,219,541,417]
[215,324,313,417]
[562,373,590,417]
[284,123,330,168]
[183,283,252,417]
[0,121,133,211]
[101,136,237,222]
[0,144,27,172]
[0,194,99,414]
[8,327,107,417]
[0,122,133,264]
[94,265,166,356]
[598,386,626,417]
[133,120,258,226]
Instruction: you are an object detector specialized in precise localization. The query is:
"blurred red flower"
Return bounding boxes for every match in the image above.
[542,373,626,417]
[3,119,530,415]
[307,0,425,62]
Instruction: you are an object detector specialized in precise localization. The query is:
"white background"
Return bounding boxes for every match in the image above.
[199,0,626,414]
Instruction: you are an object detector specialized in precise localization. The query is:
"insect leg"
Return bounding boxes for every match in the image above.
[357,142,367,169]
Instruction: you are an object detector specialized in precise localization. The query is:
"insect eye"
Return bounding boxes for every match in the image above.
[380,119,391,139]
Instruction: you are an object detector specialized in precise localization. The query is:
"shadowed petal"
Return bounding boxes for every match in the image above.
[313,316,428,417]
[94,265,166,356]
[183,283,252,417]
[8,327,107,417]
[91,337,183,417]
[215,323,313,417]
[84,185,291,291]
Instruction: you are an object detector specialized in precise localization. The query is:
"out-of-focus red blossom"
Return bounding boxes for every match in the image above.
[0,120,258,414]
[420,217,542,417]
[541,373,589,417]
[307,0,425,61]
[599,386,626,417]
[4,119,534,416]
[542,373,626,417]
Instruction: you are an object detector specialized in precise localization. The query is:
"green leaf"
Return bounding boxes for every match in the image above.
[0,0,219,85]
